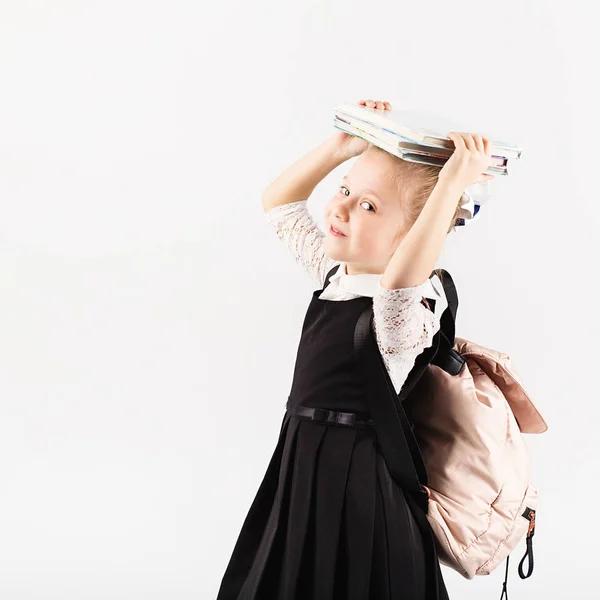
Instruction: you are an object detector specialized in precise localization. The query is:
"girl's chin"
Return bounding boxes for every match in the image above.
[324,246,345,262]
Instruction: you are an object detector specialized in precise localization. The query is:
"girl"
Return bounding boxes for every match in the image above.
[216,98,494,600]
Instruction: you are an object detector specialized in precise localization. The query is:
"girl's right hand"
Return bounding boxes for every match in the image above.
[437,131,495,190]
[333,99,392,160]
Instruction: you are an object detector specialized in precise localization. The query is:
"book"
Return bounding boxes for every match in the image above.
[333,102,523,176]
[334,102,522,157]
[333,117,508,176]
[332,116,509,167]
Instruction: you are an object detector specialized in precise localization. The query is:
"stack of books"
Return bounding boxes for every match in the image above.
[332,102,522,177]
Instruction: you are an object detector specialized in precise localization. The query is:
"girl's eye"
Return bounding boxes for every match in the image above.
[339,186,375,212]
[360,201,375,212]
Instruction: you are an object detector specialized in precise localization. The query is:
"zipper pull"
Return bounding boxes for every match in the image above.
[518,507,536,579]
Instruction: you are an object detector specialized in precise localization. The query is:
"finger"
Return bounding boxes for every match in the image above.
[374,101,385,109]
[447,132,466,150]
[473,173,494,183]
[365,99,375,107]
[479,174,494,183]
[383,101,392,110]
[450,132,475,152]
[477,135,490,156]
[483,137,493,157]
[460,133,477,152]
[472,133,484,153]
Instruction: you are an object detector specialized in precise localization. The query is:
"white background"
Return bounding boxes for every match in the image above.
[0,1,598,598]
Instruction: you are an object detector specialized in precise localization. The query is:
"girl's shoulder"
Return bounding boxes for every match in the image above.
[264,200,336,289]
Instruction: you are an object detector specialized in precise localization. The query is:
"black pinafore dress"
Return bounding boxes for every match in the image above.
[216,267,446,600]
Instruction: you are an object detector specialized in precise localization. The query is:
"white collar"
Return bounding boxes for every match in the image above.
[325,262,382,297]
[325,262,442,297]
[320,262,447,316]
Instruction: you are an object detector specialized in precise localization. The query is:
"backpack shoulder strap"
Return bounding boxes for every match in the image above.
[353,300,448,600]
[352,269,464,494]
[431,269,465,376]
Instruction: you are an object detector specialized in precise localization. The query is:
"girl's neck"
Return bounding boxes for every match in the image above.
[344,262,385,276]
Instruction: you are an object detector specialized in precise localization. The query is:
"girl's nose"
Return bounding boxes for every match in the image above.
[333,203,350,220]
[333,211,349,224]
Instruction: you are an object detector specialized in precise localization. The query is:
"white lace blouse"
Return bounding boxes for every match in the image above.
[264,199,445,395]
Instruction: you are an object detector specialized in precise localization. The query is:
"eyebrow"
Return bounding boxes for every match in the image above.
[342,176,382,202]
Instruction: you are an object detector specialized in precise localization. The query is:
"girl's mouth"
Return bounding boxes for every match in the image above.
[329,224,347,237]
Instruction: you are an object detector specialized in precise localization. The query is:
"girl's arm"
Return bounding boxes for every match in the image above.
[261,134,350,212]
[261,103,372,286]
[261,99,373,212]
[380,132,494,291]
[261,131,356,287]
[373,282,441,394]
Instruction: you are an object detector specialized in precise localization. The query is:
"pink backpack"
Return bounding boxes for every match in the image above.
[352,268,548,600]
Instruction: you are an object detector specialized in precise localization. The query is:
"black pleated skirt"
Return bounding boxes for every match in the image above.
[216,409,428,600]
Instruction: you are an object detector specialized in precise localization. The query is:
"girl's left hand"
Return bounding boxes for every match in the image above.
[437,132,495,190]
[333,99,392,160]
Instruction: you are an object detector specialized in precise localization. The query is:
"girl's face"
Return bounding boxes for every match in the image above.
[323,149,408,275]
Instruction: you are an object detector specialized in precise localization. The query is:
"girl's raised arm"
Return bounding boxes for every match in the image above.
[262,131,363,287]
[261,134,349,212]
[381,132,494,291]
[261,100,378,285]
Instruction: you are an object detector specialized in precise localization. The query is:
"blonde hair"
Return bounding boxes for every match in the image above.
[369,144,463,237]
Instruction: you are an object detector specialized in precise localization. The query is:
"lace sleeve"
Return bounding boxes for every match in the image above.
[372,278,441,395]
[264,200,338,288]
